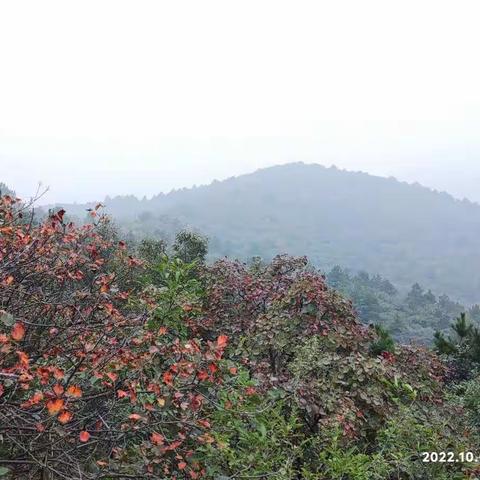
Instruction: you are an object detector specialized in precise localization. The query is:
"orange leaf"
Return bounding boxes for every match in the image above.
[5,275,14,285]
[58,410,73,424]
[158,326,167,335]
[197,419,211,429]
[16,351,29,367]
[46,398,64,415]
[11,322,25,341]
[66,385,82,398]
[128,413,142,421]
[53,384,64,396]
[52,367,64,380]
[117,389,128,399]
[79,431,90,442]
[217,335,228,349]
[31,391,44,404]
[106,372,117,382]
[150,432,164,445]
[178,461,187,470]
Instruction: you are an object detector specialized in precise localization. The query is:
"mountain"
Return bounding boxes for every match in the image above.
[52,162,480,304]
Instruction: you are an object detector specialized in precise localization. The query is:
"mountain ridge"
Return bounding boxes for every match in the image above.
[46,162,480,304]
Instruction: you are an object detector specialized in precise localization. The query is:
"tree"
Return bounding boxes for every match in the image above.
[138,237,167,265]
[434,313,480,380]
[406,283,426,309]
[173,230,208,263]
[0,195,229,479]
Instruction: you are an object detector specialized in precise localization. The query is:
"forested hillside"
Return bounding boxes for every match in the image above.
[325,267,470,344]
[2,193,480,479]
[51,163,480,304]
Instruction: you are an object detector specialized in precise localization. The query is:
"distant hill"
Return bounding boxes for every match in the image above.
[52,162,480,304]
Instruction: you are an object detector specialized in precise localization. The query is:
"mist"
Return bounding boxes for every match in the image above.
[2,0,480,203]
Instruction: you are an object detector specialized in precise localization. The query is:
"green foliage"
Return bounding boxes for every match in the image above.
[173,229,208,264]
[144,255,203,338]
[434,330,457,355]
[302,430,389,480]
[377,406,472,479]
[202,378,303,479]
[49,162,480,304]
[328,266,466,344]
[434,313,480,380]
[137,237,167,265]
[3,190,479,479]
[452,312,473,340]
[370,324,395,356]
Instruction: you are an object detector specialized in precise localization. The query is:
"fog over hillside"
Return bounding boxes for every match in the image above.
[46,162,480,305]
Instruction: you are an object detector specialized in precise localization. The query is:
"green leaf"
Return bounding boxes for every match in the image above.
[0,467,10,476]
[0,311,14,326]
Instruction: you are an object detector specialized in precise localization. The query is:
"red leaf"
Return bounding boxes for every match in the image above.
[31,391,44,404]
[56,209,66,222]
[11,322,25,341]
[117,389,128,399]
[163,371,173,386]
[53,384,64,396]
[151,432,164,445]
[217,335,228,349]
[35,422,45,432]
[79,431,90,442]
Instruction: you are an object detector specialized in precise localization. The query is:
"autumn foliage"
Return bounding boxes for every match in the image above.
[0,196,227,479]
[0,193,477,479]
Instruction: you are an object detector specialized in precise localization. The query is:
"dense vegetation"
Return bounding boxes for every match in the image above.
[2,193,480,479]
[325,266,478,344]
[51,163,480,304]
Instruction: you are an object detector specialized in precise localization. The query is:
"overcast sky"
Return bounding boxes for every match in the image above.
[1,1,480,204]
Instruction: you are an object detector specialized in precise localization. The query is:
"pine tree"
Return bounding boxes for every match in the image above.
[451,312,472,343]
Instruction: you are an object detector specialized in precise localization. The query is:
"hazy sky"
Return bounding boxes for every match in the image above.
[1,1,480,204]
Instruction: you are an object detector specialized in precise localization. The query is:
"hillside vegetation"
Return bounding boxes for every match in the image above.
[52,163,480,304]
[2,193,480,479]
